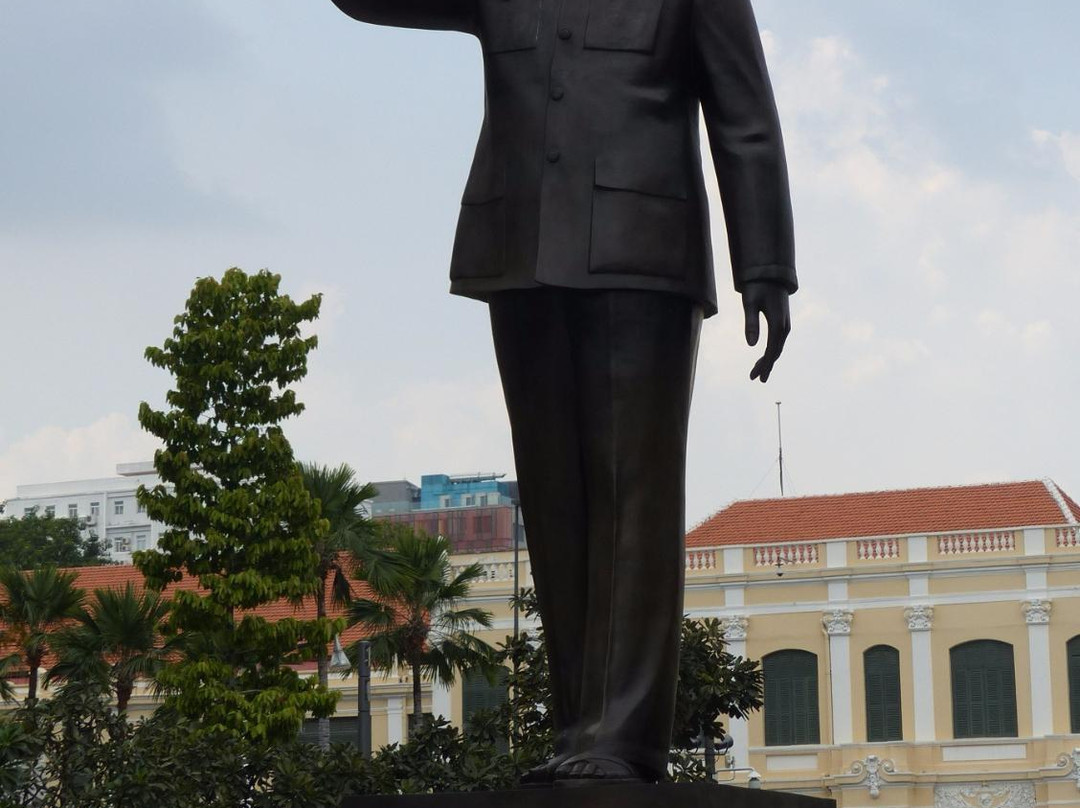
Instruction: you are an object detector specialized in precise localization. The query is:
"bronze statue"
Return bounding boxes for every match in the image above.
[329,0,796,787]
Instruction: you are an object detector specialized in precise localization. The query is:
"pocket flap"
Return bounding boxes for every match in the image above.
[594,148,688,200]
[585,0,665,52]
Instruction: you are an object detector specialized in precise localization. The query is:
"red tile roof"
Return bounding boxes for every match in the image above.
[686,479,1079,548]
[0,556,380,673]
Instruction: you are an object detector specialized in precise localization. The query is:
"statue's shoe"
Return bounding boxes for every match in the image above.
[517,752,574,788]
[553,753,657,788]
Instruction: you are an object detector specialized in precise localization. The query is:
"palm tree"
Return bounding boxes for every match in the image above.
[0,653,19,702]
[348,525,498,730]
[0,565,85,702]
[46,582,171,712]
[298,462,378,748]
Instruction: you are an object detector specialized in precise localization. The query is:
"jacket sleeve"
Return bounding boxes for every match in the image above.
[693,0,797,294]
[330,0,475,34]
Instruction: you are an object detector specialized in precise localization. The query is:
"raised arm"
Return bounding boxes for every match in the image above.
[693,0,796,295]
[330,0,475,33]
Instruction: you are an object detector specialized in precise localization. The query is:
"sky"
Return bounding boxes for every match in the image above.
[1,1,1078,528]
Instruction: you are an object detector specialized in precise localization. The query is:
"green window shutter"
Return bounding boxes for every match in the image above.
[764,650,819,746]
[298,716,360,746]
[864,645,902,742]
[463,668,510,752]
[1069,637,1080,733]
[951,640,1017,739]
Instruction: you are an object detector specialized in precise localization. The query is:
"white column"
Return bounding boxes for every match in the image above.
[904,606,935,741]
[1023,527,1046,556]
[826,540,848,568]
[723,547,744,574]
[386,696,405,745]
[823,610,854,745]
[721,616,750,765]
[907,536,928,563]
[1023,599,1054,737]
[432,680,453,722]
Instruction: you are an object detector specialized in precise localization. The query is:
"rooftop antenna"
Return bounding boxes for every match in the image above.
[776,401,784,497]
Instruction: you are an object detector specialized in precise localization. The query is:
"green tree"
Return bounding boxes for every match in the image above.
[46,582,172,712]
[669,617,764,780]
[493,590,764,783]
[0,653,19,703]
[0,565,85,703]
[0,511,107,570]
[299,461,379,750]
[133,267,339,743]
[0,679,379,808]
[349,526,497,730]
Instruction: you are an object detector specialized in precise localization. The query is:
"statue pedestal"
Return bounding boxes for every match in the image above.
[342,782,833,808]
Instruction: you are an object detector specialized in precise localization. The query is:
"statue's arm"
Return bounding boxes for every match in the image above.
[692,0,796,296]
[329,0,475,33]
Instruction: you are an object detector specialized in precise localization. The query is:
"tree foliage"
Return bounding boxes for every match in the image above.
[0,513,107,570]
[349,526,498,725]
[0,565,85,703]
[298,461,379,749]
[46,582,173,712]
[491,589,764,782]
[133,267,339,742]
[669,616,764,780]
[0,680,376,808]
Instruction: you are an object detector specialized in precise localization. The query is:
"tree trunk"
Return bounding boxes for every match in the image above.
[117,677,133,713]
[411,661,424,737]
[26,661,38,703]
[315,577,331,750]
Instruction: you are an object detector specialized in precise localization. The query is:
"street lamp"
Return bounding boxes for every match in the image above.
[331,635,372,758]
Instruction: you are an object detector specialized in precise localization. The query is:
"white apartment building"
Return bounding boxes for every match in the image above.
[3,462,163,563]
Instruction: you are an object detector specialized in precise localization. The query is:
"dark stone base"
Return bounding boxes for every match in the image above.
[341,782,833,808]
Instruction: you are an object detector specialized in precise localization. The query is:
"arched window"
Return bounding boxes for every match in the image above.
[864,645,902,742]
[763,650,820,746]
[1068,636,1080,733]
[950,640,1017,739]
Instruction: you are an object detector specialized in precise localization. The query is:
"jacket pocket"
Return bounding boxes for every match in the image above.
[478,0,541,54]
[584,0,665,53]
[451,145,506,279]
[589,151,688,279]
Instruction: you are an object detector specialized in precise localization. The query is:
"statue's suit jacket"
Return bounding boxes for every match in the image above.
[331,0,797,316]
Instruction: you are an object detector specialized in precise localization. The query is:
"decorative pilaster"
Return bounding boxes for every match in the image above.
[823,609,854,744]
[431,681,452,722]
[721,616,749,763]
[822,609,854,636]
[1024,599,1054,736]
[905,605,935,741]
[386,696,405,745]
[1022,599,1052,624]
[720,616,749,641]
[1055,748,1080,791]
[849,755,895,799]
[904,605,934,631]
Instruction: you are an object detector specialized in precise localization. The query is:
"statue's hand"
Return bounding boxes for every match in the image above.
[742,281,791,383]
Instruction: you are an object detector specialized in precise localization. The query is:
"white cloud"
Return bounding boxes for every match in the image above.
[1032,129,1080,182]
[687,31,1080,516]
[0,414,160,505]
[290,371,514,487]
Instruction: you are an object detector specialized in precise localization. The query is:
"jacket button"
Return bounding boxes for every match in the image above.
[546,150,561,163]
[558,27,572,40]
[551,87,565,101]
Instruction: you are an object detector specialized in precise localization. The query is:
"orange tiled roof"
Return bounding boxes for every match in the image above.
[0,556,380,673]
[686,479,1079,548]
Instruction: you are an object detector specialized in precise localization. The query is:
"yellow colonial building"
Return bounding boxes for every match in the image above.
[387,478,1080,808]
[7,478,1080,808]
